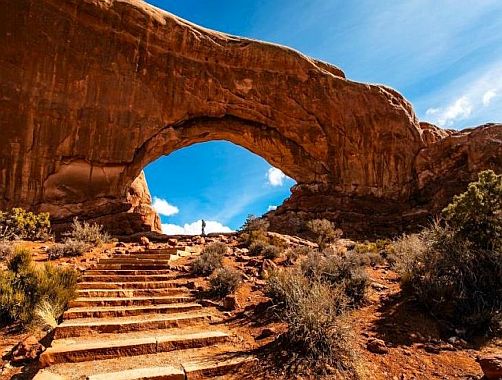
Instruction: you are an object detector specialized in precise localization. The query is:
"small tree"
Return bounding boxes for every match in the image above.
[443,170,501,250]
[306,219,342,250]
[240,214,269,246]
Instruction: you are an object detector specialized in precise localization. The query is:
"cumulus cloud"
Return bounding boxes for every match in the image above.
[421,63,502,129]
[267,167,286,186]
[152,197,179,217]
[482,90,497,106]
[425,96,473,127]
[161,220,233,235]
[267,205,277,211]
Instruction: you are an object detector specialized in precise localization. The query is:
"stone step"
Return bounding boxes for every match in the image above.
[85,269,174,275]
[183,355,257,379]
[77,281,186,290]
[76,287,190,297]
[111,254,176,260]
[69,295,194,308]
[95,264,172,270]
[99,258,173,264]
[63,303,202,319]
[39,330,229,367]
[88,366,185,380]
[54,312,213,338]
[82,274,179,282]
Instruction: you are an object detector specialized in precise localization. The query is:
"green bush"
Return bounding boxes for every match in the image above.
[192,242,226,275]
[47,240,92,260]
[0,247,78,325]
[209,267,242,297]
[262,244,282,259]
[305,219,342,250]
[0,208,51,241]
[265,268,355,375]
[64,218,111,246]
[443,170,501,250]
[393,171,502,333]
[248,240,268,256]
[300,250,368,306]
[240,214,269,246]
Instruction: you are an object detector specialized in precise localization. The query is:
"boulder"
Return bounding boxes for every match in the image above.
[478,354,502,380]
[366,338,389,354]
[10,336,44,364]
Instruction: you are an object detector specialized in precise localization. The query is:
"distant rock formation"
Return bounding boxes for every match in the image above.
[0,0,500,235]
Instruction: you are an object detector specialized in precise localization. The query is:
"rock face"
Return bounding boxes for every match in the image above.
[0,0,500,235]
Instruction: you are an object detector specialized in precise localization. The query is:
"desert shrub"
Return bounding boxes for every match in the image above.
[443,169,501,250]
[0,247,78,325]
[209,267,242,297]
[393,171,502,333]
[0,208,51,241]
[64,218,111,246]
[47,239,92,260]
[399,223,502,332]
[301,250,368,306]
[266,268,356,375]
[305,219,342,250]
[191,242,226,275]
[284,245,314,265]
[262,244,282,259]
[248,240,268,256]
[240,215,269,246]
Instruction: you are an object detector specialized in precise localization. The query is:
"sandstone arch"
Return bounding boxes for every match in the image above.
[0,0,500,235]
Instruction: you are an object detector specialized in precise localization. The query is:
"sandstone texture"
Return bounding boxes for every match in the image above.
[0,0,501,235]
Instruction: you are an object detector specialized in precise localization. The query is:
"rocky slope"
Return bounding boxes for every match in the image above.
[0,0,500,235]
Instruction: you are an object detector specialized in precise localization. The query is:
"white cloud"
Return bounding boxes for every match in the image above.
[161,220,233,235]
[433,96,473,127]
[267,167,286,186]
[419,62,502,129]
[152,197,179,216]
[267,205,277,211]
[482,90,497,106]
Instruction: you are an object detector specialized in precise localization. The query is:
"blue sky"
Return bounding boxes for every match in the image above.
[144,0,502,234]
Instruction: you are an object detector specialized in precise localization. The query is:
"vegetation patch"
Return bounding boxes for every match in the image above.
[64,218,112,246]
[305,218,342,250]
[0,247,78,327]
[47,240,92,260]
[209,267,242,297]
[393,170,502,334]
[0,208,51,241]
[192,242,226,275]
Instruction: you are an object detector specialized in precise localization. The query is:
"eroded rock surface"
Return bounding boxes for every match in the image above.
[0,0,500,235]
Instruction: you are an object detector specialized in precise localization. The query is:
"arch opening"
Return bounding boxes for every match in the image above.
[143,140,296,235]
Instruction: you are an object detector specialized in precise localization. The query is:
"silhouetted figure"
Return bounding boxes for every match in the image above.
[201,219,206,236]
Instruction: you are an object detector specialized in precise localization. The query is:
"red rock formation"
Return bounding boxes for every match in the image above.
[0,0,500,235]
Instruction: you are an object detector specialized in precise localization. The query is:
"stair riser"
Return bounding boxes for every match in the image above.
[68,297,194,307]
[95,265,172,270]
[39,335,228,367]
[184,359,258,380]
[78,282,185,289]
[63,305,202,319]
[54,316,209,338]
[77,289,189,297]
[85,270,173,275]
[99,259,172,264]
[82,275,178,282]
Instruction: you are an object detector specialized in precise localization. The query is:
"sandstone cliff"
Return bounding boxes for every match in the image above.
[0,0,500,235]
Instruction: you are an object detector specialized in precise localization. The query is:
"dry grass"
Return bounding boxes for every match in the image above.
[47,239,92,259]
[64,218,112,246]
[209,267,242,297]
[191,242,226,275]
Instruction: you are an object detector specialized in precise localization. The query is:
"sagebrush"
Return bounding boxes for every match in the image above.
[305,219,342,250]
[192,242,226,275]
[0,247,78,325]
[64,218,112,246]
[209,267,242,297]
[47,239,92,260]
[393,170,502,333]
[0,208,51,241]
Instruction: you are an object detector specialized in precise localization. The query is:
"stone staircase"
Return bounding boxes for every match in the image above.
[35,248,255,379]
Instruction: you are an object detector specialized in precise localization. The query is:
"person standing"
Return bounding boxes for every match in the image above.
[201,219,206,236]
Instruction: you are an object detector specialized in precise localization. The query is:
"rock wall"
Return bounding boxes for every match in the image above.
[0,0,500,235]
